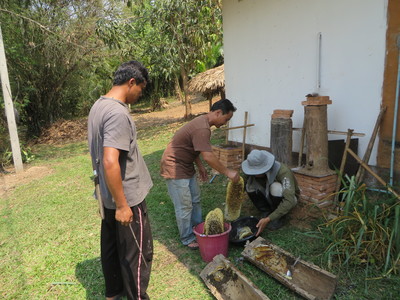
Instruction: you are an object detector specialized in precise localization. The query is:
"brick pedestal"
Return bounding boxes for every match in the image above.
[292,168,337,208]
[212,145,242,170]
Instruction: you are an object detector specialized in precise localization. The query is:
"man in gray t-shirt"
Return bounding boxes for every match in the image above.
[88,61,153,300]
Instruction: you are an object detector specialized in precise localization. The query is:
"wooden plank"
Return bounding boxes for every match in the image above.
[200,254,270,300]
[293,128,365,137]
[221,124,255,131]
[242,237,337,300]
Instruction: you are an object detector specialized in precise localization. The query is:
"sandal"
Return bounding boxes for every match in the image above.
[187,241,199,250]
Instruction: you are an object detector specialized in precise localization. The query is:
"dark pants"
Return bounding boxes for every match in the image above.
[247,190,282,215]
[247,191,286,229]
[101,201,153,300]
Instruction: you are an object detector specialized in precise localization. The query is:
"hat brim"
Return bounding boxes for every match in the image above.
[241,159,274,175]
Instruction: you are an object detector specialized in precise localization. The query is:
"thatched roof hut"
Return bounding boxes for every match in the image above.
[188,64,225,109]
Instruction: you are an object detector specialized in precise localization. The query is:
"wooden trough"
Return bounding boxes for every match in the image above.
[200,254,270,300]
[242,237,337,300]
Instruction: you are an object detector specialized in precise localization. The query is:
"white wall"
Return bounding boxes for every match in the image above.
[222,0,387,165]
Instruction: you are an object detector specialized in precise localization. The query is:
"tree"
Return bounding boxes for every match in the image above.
[0,0,123,137]
[98,0,223,118]
[142,0,223,118]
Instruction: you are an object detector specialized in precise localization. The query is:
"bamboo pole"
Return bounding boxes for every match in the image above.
[347,148,400,201]
[355,106,387,183]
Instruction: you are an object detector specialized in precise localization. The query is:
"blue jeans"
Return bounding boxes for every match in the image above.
[166,176,202,245]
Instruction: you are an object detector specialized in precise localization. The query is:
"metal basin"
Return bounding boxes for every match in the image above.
[229,216,259,245]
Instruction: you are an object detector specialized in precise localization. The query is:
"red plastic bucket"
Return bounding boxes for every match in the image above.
[193,222,232,262]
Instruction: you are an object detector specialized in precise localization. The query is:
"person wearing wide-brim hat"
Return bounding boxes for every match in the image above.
[241,149,300,236]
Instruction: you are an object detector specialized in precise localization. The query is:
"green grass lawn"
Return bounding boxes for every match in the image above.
[1,107,399,299]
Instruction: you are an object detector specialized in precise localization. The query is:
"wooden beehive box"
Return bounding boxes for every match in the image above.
[212,144,242,170]
[242,237,337,300]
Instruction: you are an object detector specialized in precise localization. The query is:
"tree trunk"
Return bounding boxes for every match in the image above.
[151,77,161,111]
[174,76,184,103]
[208,94,212,111]
[220,88,226,100]
[180,66,191,119]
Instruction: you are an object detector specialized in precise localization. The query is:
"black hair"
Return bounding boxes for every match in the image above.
[210,98,237,114]
[113,60,149,85]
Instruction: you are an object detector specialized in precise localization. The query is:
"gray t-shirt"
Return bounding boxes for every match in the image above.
[88,96,153,209]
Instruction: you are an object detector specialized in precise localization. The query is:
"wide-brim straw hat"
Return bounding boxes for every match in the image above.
[241,150,275,175]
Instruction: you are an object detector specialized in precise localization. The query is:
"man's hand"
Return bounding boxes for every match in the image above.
[226,169,240,183]
[198,165,208,182]
[201,152,240,183]
[115,205,134,226]
[256,216,271,236]
[195,156,208,182]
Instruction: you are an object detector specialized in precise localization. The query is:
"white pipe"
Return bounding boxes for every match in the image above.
[316,32,322,92]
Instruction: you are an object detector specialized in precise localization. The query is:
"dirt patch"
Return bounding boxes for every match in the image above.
[35,119,88,145]
[0,166,53,198]
[133,99,210,129]
[32,98,211,146]
[288,202,326,230]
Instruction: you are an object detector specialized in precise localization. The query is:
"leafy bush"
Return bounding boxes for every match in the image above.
[318,175,399,278]
[1,146,35,167]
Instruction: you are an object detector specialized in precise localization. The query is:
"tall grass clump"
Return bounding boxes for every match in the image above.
[318,175,399,278]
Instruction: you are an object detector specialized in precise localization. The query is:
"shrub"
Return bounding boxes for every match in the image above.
[318,175,399,278]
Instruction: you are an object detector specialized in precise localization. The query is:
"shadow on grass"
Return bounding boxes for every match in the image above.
[75,257,105,300]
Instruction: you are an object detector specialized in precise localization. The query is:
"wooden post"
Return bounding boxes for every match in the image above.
[221,116,255,158]
[0,24,23,173]
[302,96,332,175]
[270,110,293,165]
[242,111,248,161]
[298,118,306,167]
[334,129,354,205]
[225,121,229,145]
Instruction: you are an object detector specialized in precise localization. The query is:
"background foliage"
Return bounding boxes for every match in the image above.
[0,0,223,149]
[1,1,120,137]
[97,0,223,116]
